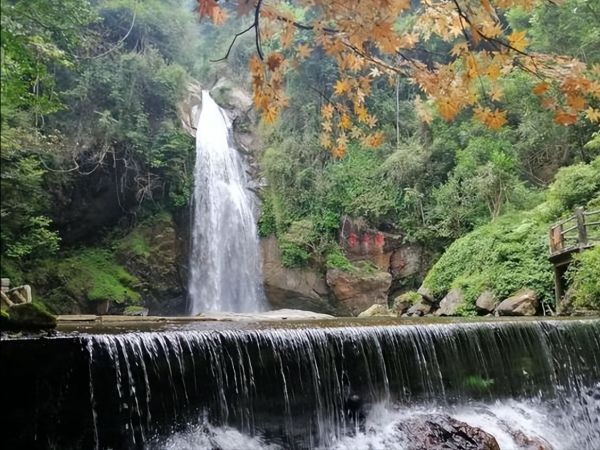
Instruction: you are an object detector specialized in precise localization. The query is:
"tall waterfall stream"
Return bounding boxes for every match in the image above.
[2,318,598,449]
[188,91,266,314]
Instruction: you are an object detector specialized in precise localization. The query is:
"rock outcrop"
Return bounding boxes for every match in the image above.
[326,267,392,316]
[261,237,333,314]
[496,289,539,316]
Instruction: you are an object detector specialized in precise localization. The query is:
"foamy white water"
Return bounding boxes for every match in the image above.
[188,91,267,314]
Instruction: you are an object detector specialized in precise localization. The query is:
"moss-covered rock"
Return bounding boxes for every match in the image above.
[422,209,554,308]
[1,303,56,331]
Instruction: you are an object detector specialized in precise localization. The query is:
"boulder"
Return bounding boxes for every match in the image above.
[326,267,392,316]
[434,288,464,316]
[261,237,333,314]
[406,299,436,316]
[396,414,501,450]
[358,304,393,318]
[417,284,436,303]
[392,291,421,316]
[476,290,497,314]
[496,289,539,316]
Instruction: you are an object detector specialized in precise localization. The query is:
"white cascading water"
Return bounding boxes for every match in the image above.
[188,91,267,314]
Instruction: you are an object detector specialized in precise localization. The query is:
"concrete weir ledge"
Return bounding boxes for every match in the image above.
[53,310,600,334]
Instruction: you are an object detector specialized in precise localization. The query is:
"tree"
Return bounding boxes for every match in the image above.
[195,0,600,157]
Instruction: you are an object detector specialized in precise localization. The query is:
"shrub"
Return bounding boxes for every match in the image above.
[567,246,600,310]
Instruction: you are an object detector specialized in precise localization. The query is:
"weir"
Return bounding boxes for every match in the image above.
[1,318,599,449]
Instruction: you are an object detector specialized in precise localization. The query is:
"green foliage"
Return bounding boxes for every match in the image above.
[547,157,600,216]
[394,291,421,304]
[326,245,354,272]
[463,375,495,391]
[567,246,600,310]
[29,249,140,314]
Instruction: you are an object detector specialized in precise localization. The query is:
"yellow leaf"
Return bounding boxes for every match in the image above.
[263,106,279,124]
[321,104,335,119]
[490,85,503,102]
[340,114,351,130]
[334,78,352,95]
[584,107,600,123]
[508,30,528,52]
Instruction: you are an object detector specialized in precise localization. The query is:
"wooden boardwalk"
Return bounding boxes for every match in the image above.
[548,207,600,302]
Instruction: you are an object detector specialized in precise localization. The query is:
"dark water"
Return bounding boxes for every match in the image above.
[1,318,599,449]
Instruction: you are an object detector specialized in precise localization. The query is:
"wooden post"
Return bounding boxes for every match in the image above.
[575,207,588,247]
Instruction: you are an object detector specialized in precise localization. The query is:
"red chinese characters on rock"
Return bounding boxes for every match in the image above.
[375,232,384,249]
[348,234,359,247]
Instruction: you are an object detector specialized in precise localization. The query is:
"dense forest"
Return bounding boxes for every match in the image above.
[1,0,599,316]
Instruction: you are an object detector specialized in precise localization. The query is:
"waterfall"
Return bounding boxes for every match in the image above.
[188,91,267,315]
[2,319,599,449]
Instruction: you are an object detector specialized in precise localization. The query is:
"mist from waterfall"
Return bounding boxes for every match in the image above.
[188,91,267,315]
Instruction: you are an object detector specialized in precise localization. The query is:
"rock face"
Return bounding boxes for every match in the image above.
[326,268,392,316]
[396,414,501,450]
[496,289,539,316]
[476,290,497,314]
[434,288,464,316]
[261,237,333,314]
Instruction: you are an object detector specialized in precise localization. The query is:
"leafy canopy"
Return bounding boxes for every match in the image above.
[195,0,600,157]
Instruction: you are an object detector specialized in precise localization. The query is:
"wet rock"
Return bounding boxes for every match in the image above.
[358,304,392,318]
[496,289,539,316]
[396,414,501,450]
[476,291,497,314]
[434,288,464,316]
[326,267,392,316]
[510,429,554,450]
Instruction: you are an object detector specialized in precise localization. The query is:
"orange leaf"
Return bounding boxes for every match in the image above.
[267,53,284,71]
[533,82,549,96]
[553,110,577,126]
[209,6,227,25]
[486,109,507,130]
[296,44,312,59]
[566,94,586,111]
[437,98,461,121]
[236,0,256,17]
[321,104,335,119]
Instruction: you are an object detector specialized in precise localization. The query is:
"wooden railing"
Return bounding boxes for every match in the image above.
[549,207,600,256]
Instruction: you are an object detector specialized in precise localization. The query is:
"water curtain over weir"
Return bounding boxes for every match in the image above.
[188,91,267,314]
[2,319,599,449]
